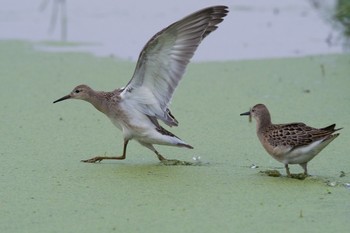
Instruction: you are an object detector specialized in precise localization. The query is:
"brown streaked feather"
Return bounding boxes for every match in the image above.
[320,124,343,132]
[263,122,341,149]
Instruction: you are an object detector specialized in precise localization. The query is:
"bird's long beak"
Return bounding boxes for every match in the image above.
[53,94,71,103]
[240,111,250,116]
[240,108,252,122]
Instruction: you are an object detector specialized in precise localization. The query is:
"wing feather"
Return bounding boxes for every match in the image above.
[267,123,339,149]
[121,6,228,126]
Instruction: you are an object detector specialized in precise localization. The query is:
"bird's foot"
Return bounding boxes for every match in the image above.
[289,173,309,180]
[259,170,282,177]
[81,156,105,163]
[81,156,125,163]
[160,159,193,166]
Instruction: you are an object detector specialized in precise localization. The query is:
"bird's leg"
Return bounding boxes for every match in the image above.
[299,163,308,176]
[285,164,292,177]
[81,140,129,163]
[154,150,193,166]
[155,150,166,161]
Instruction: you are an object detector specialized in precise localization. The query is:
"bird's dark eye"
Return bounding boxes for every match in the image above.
[75,89,80,93]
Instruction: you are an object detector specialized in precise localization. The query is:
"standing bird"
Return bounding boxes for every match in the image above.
[240,104,342,176]
[53,6,229,165]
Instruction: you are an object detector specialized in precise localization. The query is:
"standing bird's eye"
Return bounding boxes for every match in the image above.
[75,89,80,93]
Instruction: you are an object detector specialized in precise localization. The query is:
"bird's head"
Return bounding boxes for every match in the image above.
[53,84,93,103]
[240,104,270,124]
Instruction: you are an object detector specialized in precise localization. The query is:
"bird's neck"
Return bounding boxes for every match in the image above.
[87,91,110,115]
[256,114,272,133]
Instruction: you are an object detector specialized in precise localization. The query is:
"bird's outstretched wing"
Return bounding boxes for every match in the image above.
[121,6,228,126]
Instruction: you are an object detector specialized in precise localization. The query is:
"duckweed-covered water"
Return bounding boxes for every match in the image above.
[0,41,349,233]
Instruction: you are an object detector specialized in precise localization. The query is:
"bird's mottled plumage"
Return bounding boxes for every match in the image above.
[240,104,341,176]
[54,6,229,164]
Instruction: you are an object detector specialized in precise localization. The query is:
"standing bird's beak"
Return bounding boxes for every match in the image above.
[53,94,71,103]
[240,108,252,122]
[240,111,250,116]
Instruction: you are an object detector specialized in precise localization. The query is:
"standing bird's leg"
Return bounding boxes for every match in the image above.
[285,164,291,177]
[82,140,129,163]
[299,163,308,176]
